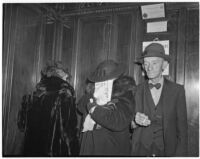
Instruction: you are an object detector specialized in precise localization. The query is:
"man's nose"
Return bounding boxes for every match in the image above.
[147,64,153,71]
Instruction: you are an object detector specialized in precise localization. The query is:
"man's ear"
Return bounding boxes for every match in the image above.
[162,60,169,71]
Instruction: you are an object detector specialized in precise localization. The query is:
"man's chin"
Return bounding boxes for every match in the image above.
[147,74,155,79]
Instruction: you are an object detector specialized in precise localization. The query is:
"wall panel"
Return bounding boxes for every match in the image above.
[3,4,57,155]
[3,5,43,155]
[61,26,74,80]
[116,13,132,73]
[75,16,109,99]
[184,8,199,156]
[3,4,18,155]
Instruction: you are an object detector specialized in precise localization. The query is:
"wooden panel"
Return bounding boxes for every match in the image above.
[176,8,186,85]
[115,13,132,73]
[75,16,109,99]
[61,26,74,79]
[3,5,44,155]
[40,23,55,68]
[10,7,41,155]
[3,4,18,155]
[132,7,144,84]
[184,8,199,157]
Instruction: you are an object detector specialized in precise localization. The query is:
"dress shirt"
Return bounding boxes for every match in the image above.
[149,77,164,106]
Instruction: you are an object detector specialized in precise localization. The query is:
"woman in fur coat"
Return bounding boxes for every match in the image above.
[17,61,79,156]
[79,60,136,156]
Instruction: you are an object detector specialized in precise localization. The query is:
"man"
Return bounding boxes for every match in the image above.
[131,43,188,157]
[79,60,136,156]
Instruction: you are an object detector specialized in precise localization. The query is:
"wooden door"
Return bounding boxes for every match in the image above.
[73,15,111,99]
[73,9,138,100]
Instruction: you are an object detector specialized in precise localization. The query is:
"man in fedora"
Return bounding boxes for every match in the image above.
[131,43,188,156]
[79,60,136,156]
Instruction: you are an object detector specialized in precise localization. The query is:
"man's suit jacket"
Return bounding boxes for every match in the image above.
[134,78,188,156]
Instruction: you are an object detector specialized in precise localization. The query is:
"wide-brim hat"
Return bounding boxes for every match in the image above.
[88,60,125,82]
[136,43,171,64]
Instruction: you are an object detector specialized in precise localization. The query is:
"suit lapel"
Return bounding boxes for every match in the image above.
[162,78,172,138]
[136,81,148,113]
[143,82,154,118]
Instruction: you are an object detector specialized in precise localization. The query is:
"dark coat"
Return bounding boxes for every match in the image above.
[132,78,188,156]
[79,76,136,156]
[19,76,79,156]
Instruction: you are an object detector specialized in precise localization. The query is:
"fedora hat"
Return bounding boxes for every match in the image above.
[88,60,125,82]
[137,43,170,63]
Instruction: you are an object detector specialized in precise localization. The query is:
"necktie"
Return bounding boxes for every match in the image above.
[149,83,161,89]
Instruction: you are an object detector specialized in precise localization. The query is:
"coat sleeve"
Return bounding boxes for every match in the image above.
[77,94,89,114]
[90,91,135,131]
[175,86,188,156]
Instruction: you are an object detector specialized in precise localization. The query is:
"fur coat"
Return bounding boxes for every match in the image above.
[78,75,136,156]
[18,76,79,156]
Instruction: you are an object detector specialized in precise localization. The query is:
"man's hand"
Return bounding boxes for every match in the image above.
[135,112,151,126]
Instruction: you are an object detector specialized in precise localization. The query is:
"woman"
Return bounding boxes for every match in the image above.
[79,60,136,156]
[18,61,79,156]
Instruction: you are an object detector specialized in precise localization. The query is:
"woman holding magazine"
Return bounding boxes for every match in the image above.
[79,60,136,156]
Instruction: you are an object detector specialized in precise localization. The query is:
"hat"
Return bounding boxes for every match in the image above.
[137,43,170,63]
[88,60,125,82]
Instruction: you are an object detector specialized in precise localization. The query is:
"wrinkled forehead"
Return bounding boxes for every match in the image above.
[144,56,164,63]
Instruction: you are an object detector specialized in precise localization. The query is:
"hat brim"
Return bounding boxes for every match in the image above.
[136,54,171,64]
[88,63,125,82]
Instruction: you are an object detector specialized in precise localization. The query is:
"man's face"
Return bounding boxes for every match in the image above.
[143,57,166,79]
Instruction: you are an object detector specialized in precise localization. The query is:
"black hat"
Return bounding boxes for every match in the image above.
[137,43,170,63]
[88,60,125,82]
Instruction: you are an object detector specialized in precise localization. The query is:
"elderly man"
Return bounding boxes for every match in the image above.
[131,43,188,157]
